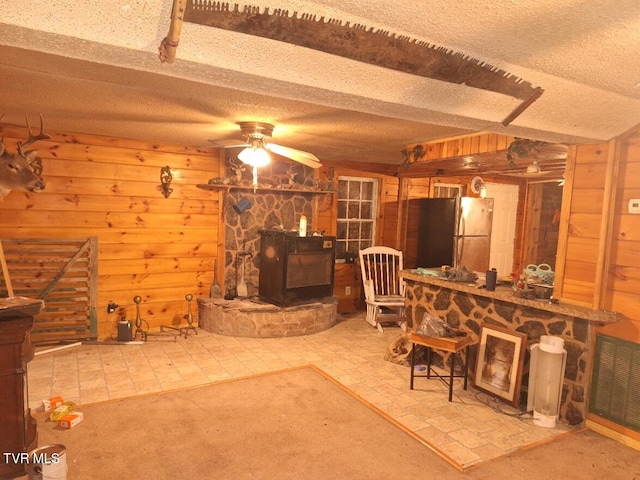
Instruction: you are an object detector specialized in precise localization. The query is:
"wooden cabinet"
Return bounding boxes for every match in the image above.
[333,263,363,313]
[0,299,42,479]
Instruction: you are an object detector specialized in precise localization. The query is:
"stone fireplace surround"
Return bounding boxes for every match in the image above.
[197,296,338,338]
[221,161,324,298]
[204,159,338,337]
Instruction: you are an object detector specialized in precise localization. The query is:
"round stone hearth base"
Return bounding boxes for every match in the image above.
[197,296,338,337]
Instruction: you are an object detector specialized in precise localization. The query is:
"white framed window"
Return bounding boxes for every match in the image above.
[431,182,464,198]
[336,176,378,260]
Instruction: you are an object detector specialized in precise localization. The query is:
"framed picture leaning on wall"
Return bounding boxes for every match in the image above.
[473,324,527,407]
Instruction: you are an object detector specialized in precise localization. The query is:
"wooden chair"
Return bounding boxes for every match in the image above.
[358,246,407,332]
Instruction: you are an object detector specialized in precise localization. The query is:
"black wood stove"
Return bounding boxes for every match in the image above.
[258,229,336,306]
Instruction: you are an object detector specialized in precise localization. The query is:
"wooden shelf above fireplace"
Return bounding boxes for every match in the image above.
[196,184,334,195]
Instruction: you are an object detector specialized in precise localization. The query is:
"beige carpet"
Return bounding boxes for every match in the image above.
[32,365,640,480]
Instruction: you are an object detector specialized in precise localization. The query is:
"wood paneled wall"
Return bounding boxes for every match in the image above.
[602,129,640,340]
[555,143,610,306]
[0,123,221,338]
[555,127,640,339]
[404,132,514,163]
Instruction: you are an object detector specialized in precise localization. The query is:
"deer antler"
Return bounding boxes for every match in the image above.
[17,114,51,156]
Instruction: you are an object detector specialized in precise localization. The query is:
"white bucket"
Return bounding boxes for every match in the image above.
[27,444,67,480]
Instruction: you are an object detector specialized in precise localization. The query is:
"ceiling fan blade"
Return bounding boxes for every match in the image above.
[266,143,322,168]
[208,139,249,148]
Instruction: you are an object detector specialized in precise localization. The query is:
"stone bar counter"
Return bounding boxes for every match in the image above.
[399,270,623,426]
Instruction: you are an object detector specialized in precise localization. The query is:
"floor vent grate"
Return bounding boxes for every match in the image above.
[589,334,640,432]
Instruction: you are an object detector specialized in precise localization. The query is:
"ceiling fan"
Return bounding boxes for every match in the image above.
[216,122,323,170]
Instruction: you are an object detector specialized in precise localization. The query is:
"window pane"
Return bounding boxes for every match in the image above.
[362,182,373,200]
[361,202,372,219]
[347,202,360,219]
[348,181,361,200]
[348,223,360,239]
[337,222,347,240]
[338,180,348,198]
[361,222,372,239]
[337,200,347,218]
[336,242,346,258]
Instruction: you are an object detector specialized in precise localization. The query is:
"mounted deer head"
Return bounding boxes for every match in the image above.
[0,114,49,200]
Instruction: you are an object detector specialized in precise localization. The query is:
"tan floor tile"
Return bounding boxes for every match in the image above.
[456,415,495,434]
[26,314,573,471]
[129,370,158,382]
[470,441,509,462]
[406,402,448,420]
[394,412,431,431]
[205,373,233,382]
[360,391,393,407]
[414,425,451,446]
[485,416,526,435]
[427,415,463,433]
[481,430,522,452]
[155,371,183,383]
[448,428,488,449]
[79,377,108,390]
[79,386,110,403]
[373,382,404,397]
[179,371,210,385]
[106,386,138,399]
[438,440,482,468]
[387,392,421,408]
[134,379,163,394]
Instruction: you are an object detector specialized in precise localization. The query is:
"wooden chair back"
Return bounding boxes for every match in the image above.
[359,246,405,300]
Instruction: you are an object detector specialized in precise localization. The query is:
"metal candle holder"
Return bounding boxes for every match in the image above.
[160,293,196,339]
[134,295,177,342]
[133,295,147,342]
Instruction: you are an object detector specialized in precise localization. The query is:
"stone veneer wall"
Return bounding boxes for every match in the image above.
[222,161,318,297]
[404,280,591,426]
[198,297,338,337]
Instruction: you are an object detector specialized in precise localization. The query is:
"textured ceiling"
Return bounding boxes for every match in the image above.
[1,0,639,167]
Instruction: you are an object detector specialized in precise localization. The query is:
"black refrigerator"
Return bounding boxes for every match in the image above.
[416,197,494,272]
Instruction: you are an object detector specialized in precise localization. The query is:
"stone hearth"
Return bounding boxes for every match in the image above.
[198,296,338,338]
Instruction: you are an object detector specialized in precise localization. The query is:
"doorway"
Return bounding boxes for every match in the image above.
[522,182,563,270]
[485,183,519,277]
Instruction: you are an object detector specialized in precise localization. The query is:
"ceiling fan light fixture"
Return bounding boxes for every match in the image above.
[238,145,271,168]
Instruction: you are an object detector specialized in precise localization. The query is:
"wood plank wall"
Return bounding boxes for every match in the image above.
[556,143,609,306]
[555,127,640,339]
[0,123,221,339]
[601,128,640,341]
[405,132,514,162]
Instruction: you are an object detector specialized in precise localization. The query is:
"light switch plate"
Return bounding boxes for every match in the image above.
[628,199,640,214]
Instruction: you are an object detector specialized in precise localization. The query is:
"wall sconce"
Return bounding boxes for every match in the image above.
[160,165,173,198]
[233,197,252,214]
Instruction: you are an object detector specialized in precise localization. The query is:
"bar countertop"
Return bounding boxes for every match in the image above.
[399,269,622,324]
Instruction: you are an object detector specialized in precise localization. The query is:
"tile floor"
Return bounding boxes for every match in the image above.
[27,312,573,470]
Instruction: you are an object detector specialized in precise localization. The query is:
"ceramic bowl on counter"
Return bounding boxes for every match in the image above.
[531,283,554,300]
